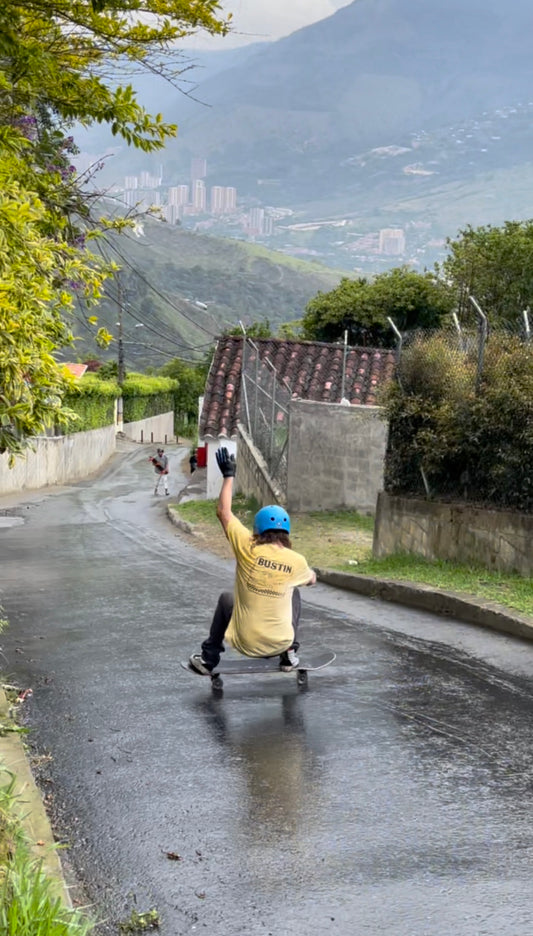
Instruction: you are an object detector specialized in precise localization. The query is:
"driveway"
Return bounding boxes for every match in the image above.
[1,442,533,935]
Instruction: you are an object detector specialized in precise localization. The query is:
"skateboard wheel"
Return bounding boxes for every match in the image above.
[296,670,308,688]
[211,675,224,691]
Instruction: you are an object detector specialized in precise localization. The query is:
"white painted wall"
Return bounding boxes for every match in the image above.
[0,426,116,495]
[122,410,174,444]
[205,438,238,499]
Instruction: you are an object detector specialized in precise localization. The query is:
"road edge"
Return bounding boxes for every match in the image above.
[0,688,72,908]
[315,568,533,641]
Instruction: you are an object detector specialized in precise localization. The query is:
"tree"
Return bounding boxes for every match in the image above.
[301,267,454,347]
[160,357,208,429]
[439,220,533,326]
[0,0,229,460]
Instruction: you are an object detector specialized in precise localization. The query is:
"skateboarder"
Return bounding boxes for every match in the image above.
[189,447,316,675]
[149,447,169,496]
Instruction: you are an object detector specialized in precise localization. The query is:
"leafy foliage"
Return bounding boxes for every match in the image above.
[0,0,229,459]
[440,220,533,326]
[121,373,178,423]
[0,772,93,935]
[64,375,119,433]
[382,332,533,511]
[159,358,207,432]
[301,267,454,346]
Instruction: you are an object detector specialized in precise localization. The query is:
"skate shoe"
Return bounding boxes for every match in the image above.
[279,647,300,671]
[189,654,213,675]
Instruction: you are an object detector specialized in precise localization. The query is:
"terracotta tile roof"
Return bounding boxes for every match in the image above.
[200,336,396,440]
[63,363,88,379]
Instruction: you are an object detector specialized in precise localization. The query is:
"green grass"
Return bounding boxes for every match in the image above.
[0,772,93,936]
[173,499,533,618]
[348,553,533,617]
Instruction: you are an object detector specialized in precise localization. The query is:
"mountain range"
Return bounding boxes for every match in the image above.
[78,0,533,282]
[168,0,533,189]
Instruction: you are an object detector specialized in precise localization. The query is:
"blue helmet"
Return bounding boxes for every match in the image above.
[253,505,291,535]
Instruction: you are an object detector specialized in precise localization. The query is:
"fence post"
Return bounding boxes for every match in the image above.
[387,317,403,388]
[469,295,488,394]
[523,308,531,342]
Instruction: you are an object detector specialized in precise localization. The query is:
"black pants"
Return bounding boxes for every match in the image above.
[201,589,302,669]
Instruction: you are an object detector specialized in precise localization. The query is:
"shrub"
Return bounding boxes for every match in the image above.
[63,375,119,434]
[121,373,178,424]
[382,332,533,511]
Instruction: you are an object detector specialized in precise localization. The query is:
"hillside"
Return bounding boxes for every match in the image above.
[79,221,343,368]
[169,0,533,190]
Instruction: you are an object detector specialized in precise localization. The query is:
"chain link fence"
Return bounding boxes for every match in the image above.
[240,338,292,495]
[385,309,533,509]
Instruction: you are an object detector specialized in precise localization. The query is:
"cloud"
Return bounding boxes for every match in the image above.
[186,0,352,48]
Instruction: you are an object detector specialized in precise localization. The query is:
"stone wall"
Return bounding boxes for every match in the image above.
[287,400,388,514]
[374,492,533,576]
[0,426,116,495]
[236,426,283,506]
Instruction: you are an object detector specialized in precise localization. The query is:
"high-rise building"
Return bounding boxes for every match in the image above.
[162,204,179,224]
[190,157,207,182]
[248,207,265,235]
[379,228,406,255]
[124,175,138,190]
[210,186,226,214]
[168,185,189,207]
[192,179,206,212]
[123,189,138,208]
[224,187,237,213]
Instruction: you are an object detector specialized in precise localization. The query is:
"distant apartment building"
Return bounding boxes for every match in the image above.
[191,157,207,182]
[124,175,138,189]
[210,185,238,214]
[162,204,180,224]
[210,186,226,214]
[379,228,406,255]
[139,170,161,189]
[247,206,265,235]
[192,179,206,212]
[123,189,138,208]
[168,185,189,207]
[224,187,237,212]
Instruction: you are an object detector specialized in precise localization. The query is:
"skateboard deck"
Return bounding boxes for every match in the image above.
[181,650,335,689]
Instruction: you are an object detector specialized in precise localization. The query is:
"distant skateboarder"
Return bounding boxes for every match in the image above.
[189,446,316,675]
[149,447,169,496]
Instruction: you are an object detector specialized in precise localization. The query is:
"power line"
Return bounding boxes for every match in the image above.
[102,234,219,339]
[104,283,213,352]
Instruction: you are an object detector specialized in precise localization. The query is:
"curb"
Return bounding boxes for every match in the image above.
[0,688,71,907]
[166,507,533,641]
[315,568,533,641]
[166,504,196,535]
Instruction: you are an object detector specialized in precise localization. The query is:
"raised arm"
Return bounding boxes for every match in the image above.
[215,447,236,534]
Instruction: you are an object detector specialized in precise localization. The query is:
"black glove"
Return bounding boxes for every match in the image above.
[216,447,236,478]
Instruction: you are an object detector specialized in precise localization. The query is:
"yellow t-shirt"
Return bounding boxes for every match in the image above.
[225,516,313,658]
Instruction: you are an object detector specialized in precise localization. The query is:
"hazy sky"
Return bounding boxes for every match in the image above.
[187,0,353,48]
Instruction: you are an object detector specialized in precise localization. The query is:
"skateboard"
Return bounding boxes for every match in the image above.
[181,650,335,690]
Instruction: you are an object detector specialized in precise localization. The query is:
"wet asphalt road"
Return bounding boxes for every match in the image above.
[1,444,533,935]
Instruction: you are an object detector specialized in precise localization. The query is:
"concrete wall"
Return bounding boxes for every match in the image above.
[0,426,116,495]
[236,426,283,506]
[202,437,238,499]
[286,400,388,514]
[122,410,174,445]
[374,492,533,576]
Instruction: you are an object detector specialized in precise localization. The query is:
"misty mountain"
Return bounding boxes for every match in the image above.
[74,42,265,167]
[77,221,342,369]
[167,0,533,191]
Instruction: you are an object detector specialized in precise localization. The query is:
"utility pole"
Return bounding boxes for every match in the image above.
[116,275,125,433]
[117,274,125,386]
